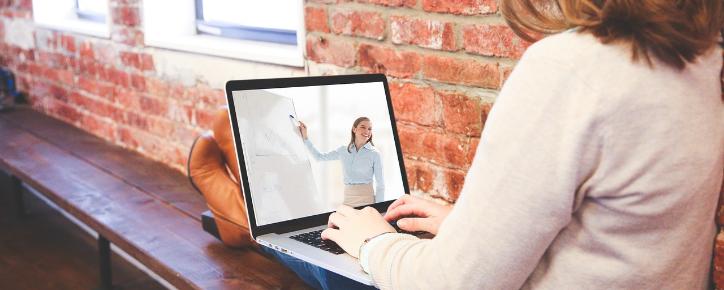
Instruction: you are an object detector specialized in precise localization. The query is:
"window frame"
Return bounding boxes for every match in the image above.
[143,0,305,67]
[32,0,111,38]
[194,0,298,46]
[75,0,108,23]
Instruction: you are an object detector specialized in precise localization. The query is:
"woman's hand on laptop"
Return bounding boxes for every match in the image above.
[384,195,452,235]
[321,205,396,258]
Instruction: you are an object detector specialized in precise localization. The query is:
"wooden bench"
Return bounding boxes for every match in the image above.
[0,106,309,290]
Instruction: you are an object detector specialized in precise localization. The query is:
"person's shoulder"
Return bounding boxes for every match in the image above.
[337,145,349,153]
[521,30,613,69]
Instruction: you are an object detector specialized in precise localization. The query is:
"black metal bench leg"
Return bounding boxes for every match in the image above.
[98,235,113,290]
[10,175,24,218]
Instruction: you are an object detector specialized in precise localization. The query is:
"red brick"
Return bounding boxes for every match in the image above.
[69,92,122,120]
[463,24,531,59]
[79,41,95,59]
[97,82,115,100]
[307,0,346,3]
[389,82,438,126]
[122,110,150,131]
[120,51,141,69]
[422,55,499,88]
[194,108,216,129]
[500,65,514,87]
[81,113,116,140]
[46,98,82,124]
[466,137,479,166]
[404,159,434,192]
[118,126,141,148]
[112,6,140,26]
[21,48,35,61]
[159,145,186,171]
[305,7,330,33]
[197,85,226,108]
[441,91,482,136]
[331,9,385,40]
[108,68,130,87]
[145,115,175,137]
[306,35,357,67]
[173,125,202,148]
[167,102,194,124]
[79,60,100,77]
[390,16,456,51]
[98,66,112,82]
[37,52,66,68]
[358,44,421,78]
[119,126,165,155]
[443,168,466,201]
[139,53,154,71]
[46,84,69,102]
[17,0,32,10]
[422,0,497,15]
[56,69,74,84]
[714,232,724,287]
[61,35,76,53]
[138,94,168,116]
[146,78,169,98]
[110,0,140,5]
[114,87,140,110]
[439,133,468,168]
[130,74,146,92]
[480,102,492,129]
[357,0,416,7]
[112,27,144,46]
[398,124,468,167]
[41,67,58,81]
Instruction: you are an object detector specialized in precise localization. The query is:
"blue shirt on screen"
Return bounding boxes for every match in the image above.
[303,139,384,198]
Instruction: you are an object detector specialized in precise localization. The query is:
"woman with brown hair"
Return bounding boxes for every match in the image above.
[297,117,384,207]
[320,0,723,289]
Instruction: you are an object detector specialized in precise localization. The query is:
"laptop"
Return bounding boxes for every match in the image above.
[224,74,410,285]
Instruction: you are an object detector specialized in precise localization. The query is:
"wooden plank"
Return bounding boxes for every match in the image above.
[0,174,166,290]
[0,115,309,289]
[0,107,207,220]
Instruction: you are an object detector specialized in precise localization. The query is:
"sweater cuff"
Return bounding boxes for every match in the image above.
[365,233,420,289]
[360,232,395,273]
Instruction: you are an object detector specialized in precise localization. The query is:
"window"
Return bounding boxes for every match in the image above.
[32,0,110,38]
[76,0,108,23]
[195,0,297,45]
[143,0,305,67]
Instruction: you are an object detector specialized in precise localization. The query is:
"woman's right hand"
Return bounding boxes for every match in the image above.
[298,121,308,140]
[384,195,452,235]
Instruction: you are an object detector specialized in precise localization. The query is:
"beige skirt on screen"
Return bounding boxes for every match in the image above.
[343,183,374,207]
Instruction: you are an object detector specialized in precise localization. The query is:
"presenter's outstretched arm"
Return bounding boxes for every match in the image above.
[298,121,340,161]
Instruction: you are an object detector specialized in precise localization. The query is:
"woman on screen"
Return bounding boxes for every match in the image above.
[297,117,384,207]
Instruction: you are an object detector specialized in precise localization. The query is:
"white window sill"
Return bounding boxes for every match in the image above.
[35,17,110,38]
[146,34,305,67]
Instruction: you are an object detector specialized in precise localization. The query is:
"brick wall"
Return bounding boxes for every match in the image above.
[0,0,721,286]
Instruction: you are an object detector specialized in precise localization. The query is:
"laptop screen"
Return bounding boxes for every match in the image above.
[230,80,406,226]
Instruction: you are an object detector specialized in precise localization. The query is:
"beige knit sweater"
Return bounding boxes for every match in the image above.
[365,31,724,289]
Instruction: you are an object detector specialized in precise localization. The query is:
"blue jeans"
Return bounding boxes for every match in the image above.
[261,247,377,290]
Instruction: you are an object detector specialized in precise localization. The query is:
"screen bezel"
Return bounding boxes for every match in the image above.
[225,74,410,238]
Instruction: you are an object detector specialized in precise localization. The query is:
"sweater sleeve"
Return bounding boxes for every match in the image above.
[366,44,603,289]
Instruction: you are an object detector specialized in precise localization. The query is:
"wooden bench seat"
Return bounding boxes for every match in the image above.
[0,106,309,290]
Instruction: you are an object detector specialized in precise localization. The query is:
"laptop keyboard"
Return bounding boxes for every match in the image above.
[290,229,346,255]
[289,222,431,255]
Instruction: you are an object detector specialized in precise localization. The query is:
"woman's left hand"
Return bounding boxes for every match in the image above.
[321,205,396,258]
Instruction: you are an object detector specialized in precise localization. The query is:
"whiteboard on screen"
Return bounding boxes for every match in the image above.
[233,90,323,226]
